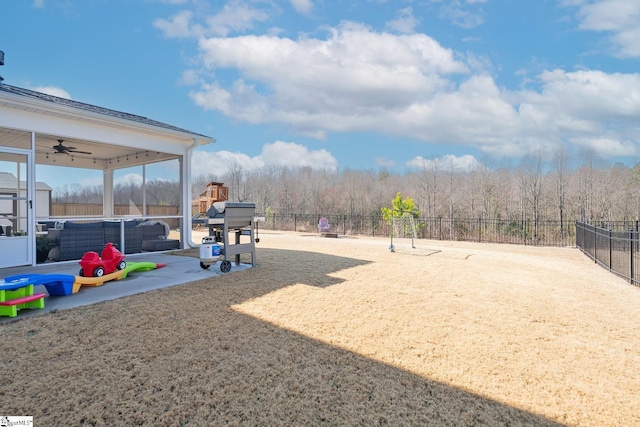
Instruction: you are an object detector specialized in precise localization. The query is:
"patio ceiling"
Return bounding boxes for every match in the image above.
[1,127,178,170]
[34,134,178,170]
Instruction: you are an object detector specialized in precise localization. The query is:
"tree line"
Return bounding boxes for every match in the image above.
[52,149,640,229]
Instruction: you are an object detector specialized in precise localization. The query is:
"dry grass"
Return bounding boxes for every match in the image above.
[1,231,639,426]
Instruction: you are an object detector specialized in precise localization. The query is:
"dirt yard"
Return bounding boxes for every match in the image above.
[1,231,639,426]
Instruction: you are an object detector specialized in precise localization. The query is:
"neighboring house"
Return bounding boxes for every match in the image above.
[0,172,51,234]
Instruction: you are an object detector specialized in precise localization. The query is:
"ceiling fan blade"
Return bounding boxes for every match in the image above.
[52,139,91,155]
[54,139,77,150]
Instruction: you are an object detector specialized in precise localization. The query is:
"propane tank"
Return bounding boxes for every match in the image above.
[200,236,221,263]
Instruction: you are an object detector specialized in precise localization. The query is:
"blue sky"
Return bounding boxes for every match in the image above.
[2,0,640,188]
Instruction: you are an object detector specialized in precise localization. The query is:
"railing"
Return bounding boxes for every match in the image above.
[37,215,183,259]
[258,213,576,247]
[51,204,180,228]
[576,221,640,287]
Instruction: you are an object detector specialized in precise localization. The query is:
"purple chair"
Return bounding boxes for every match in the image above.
[318,217,331,234]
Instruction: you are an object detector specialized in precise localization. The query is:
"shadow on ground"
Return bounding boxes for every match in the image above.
[0,247,564,426]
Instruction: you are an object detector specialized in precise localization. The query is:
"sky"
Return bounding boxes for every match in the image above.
[2,0,640,189]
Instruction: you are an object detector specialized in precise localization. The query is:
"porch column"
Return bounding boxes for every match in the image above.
[103,169,114,217]
[182,140,197,248]
[142,164,147,215]
[179,155,190,249]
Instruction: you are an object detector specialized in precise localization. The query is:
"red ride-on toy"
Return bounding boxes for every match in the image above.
[79,242,126,277]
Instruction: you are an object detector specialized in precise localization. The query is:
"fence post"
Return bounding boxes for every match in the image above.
[294,214,297,232]
[630,229,634,285]
[608,229,612,271]
[593,224,597,263]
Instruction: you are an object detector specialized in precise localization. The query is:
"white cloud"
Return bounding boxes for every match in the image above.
[568,135,637,156]
[190,82,235,116]
[261,141,337,169]
[534,69,640,119]
[375,157,396,168]
[192,150,263,178]
[192,141,337,177]
[437,1,486,29]
[191,21,467,132]
[179,12,640,161]
[407,154,481,172]
[154,10,199,39]
[494,69,640,158]
[154,1,270,39]
[33,86,71,99]
[180,69,201,85]
[385,7,419,34]
[205,0,270,37]
[567,0,640,58]
[289,0,313,15]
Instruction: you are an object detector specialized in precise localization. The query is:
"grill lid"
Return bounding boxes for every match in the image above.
[206,202,256,218]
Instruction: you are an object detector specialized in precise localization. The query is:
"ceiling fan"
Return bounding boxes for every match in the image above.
[53,139,92,155]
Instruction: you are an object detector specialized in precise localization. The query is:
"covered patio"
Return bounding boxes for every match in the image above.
[0,83,215,268]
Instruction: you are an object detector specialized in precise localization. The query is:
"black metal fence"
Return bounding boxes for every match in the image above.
[576,221,640,287]
[257,213,640,286]
[257,213,576,247]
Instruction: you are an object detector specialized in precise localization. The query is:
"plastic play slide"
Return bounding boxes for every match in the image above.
[3,262,166,296]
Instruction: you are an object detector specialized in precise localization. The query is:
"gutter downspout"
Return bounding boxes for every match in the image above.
[186,138,199,248]
[185,136,215,248]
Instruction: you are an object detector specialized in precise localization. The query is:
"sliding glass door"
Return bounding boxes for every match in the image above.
[0,148,33,267]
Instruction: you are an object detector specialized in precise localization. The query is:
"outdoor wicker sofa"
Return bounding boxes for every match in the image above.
[45,220,171,261]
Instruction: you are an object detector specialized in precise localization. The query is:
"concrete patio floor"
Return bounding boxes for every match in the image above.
[0,251,252,323]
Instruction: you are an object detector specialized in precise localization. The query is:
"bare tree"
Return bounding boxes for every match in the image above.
[192,173,221,200]
[553,147,569,239]
[519,150,546,239]
[276,166,297,215]
[225,164,251,202]
[415,158,439,217]
[446,159,463,239]
[478,163,495,220]
[493,162,518,221]
[576,150,597,223]
[51,149,640,234]
[630,163,640,220]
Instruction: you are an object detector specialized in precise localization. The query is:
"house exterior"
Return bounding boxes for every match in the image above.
[0,82,215,268]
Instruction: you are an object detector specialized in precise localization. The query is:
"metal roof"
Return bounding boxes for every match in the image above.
[0,84,211,139]
[0,83,215,170]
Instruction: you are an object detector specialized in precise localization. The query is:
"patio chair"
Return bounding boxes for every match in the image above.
[318,217,331,234]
